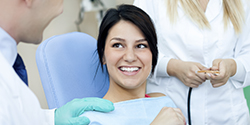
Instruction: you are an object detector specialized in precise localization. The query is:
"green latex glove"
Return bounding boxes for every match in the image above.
[54,97,114,125]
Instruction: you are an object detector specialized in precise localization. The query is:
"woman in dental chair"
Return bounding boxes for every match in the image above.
[80,4,185,125]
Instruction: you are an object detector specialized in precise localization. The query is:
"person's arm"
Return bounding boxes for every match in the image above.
[54,97,114,125]
[230,0,250,89]
[206,4,250,88]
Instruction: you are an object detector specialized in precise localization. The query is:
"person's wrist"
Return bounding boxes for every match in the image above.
[167,59,181,77]
[227,59,236,77]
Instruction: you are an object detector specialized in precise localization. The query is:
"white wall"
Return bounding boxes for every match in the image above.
[17,0,134,109]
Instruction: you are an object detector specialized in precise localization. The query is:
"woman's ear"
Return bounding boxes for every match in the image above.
[102,57,106,65]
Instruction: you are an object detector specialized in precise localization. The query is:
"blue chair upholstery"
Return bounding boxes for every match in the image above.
[36,32,109,109]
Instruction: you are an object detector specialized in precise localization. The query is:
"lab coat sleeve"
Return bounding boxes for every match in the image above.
[0,51,55,125]
[44,109,55,125]
[149,52,171,84]
[156,52,171,77]
[0,78,55,125]
[231,2,250,89]
[0,92,55,125]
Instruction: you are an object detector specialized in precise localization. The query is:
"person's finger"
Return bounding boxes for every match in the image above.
[211,66,219,71]
[196,72,207,81]
[204,73,212,80]
[218,61,226,75]
[211,81,224,88]
[191,75,205,85]
[211,59,222,70]
[71,98,114,116]
[173,108,185,123]
[190,84,199,88]
[191,80,203,86]
[212,59,221,66]
[68,117,90,125]
[181,75,201,87]
[201,67,211,70]
[196,63,207,70]
[185,80,199,87]
[213,83,221,88]
[210,73,224,81]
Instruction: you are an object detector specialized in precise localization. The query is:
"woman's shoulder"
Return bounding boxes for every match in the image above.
[241,0,250,19]
[242,0,250,10]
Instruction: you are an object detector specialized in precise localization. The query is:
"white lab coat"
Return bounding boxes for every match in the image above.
[134,0,250,124]
[0,27,54,125]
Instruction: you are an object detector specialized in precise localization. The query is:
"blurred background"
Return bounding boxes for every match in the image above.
[17,0,134,109]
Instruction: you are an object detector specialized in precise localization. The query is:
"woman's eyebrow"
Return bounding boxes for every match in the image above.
[110,37,125,42]
[110,38,147,42]
[136,39,147,42]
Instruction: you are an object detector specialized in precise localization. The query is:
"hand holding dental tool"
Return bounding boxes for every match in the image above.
[196,59,236,88]
[167,59,207,88]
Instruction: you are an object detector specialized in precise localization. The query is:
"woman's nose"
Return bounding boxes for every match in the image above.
[123,49,137,62]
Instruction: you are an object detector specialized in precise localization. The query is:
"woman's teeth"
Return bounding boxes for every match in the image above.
[120,67,139,72]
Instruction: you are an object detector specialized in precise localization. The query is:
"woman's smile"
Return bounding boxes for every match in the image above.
[118,66,141,76]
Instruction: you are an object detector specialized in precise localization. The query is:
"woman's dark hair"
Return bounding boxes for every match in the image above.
[97,4,158,74]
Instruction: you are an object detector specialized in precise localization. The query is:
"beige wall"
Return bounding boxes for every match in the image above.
[17,0,134,109]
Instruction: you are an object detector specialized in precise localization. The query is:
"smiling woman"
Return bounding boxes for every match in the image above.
[97,3,158,103]
[80,4,186,125]
[103,20,153,102]
[97,4,158,103]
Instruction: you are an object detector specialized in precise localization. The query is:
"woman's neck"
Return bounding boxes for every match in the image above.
[103,82,146,103]
[200,0,210,12]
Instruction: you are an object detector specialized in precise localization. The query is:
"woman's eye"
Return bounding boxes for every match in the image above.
[112,43,123,48]
[137,44,147,49]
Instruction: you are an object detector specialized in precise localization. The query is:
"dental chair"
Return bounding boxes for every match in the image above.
[36,32,109,109]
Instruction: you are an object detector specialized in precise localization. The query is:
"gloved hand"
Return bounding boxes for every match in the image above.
[54,97,114,125]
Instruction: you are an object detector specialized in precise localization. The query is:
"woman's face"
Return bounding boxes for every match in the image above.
[104,20,152,90]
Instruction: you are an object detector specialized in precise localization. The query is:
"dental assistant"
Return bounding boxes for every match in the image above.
[0,0,114,124]
[134,0,250,124]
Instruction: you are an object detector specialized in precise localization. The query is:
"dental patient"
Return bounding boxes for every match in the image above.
[80,4,185,125]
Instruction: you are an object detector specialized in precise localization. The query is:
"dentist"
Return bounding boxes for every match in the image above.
[0,0,114,124]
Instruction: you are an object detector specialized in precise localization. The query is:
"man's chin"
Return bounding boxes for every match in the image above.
[31,36,43,45]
